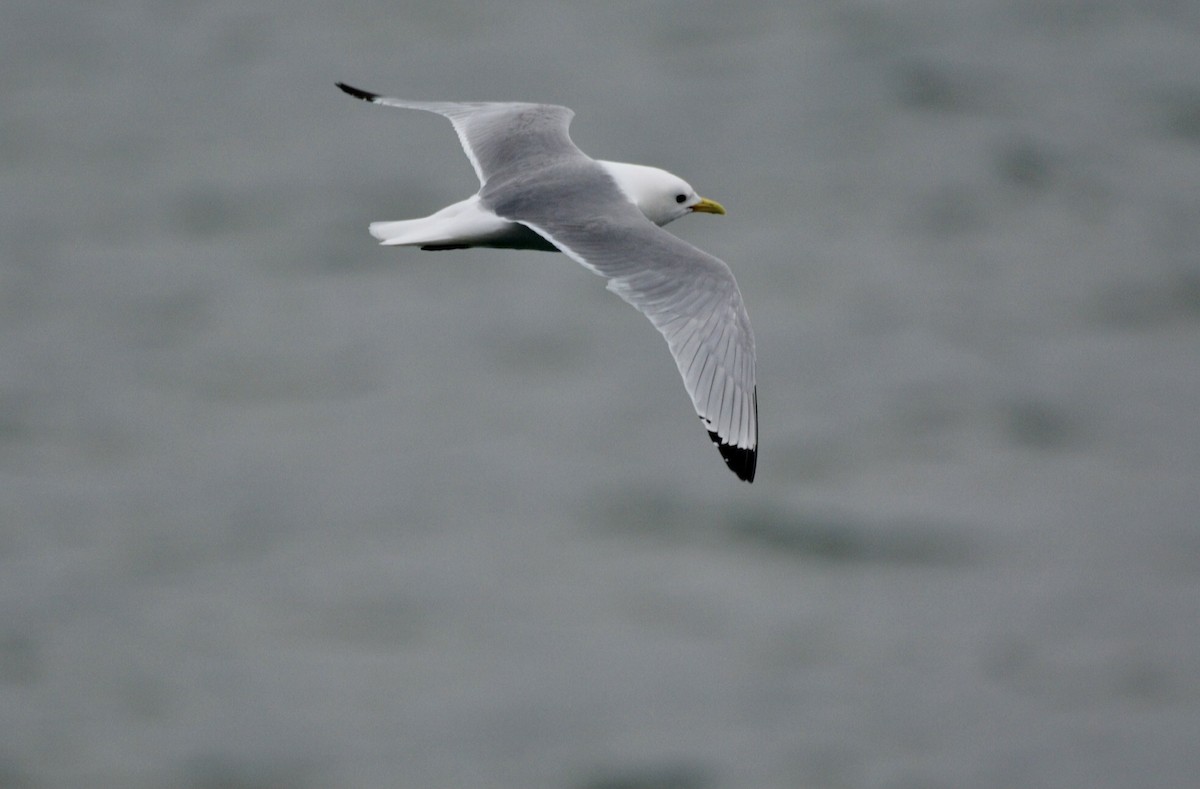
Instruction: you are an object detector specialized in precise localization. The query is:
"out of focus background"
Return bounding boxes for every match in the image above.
[3,2,1199,787]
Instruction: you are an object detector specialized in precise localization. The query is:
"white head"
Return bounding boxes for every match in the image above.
[598,161,726,227]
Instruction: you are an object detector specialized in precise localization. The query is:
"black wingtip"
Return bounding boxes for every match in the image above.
[336,82,379,103]
[708,429,757,483]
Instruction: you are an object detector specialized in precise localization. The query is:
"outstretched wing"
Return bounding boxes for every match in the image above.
[493,162,758,481]
[336,82,582,187]
[532,215,758,481]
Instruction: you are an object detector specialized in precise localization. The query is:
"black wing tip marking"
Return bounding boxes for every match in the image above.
[702,390,758,482]
[336,82,379,103]
[703,415,757,483]
[707,429,757,482]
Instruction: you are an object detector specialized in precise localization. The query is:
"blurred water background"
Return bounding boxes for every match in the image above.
[3,1,1200,787]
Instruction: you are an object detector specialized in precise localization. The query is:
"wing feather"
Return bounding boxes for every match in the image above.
[336,83,580,186]
[519,212,757,481]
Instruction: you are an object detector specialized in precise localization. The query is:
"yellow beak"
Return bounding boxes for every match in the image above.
[690,196,726,215]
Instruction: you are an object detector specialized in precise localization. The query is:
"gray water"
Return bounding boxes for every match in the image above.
[3,2,1199,787]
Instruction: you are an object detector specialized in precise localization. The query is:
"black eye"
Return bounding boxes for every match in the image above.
[675,194,687,204]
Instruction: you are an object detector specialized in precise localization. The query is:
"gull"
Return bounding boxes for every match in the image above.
[337,82,757,481]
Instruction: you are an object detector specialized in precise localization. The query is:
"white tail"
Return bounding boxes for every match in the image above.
[366,196,515,248]
[368,219,438,246]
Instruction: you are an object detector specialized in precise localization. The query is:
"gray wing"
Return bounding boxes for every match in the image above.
[336,82,581,187]
[503,175,757,482]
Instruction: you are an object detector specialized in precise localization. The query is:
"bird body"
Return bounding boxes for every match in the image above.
[369,161,718,251]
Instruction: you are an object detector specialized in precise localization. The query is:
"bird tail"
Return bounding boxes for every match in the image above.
[368,219,439,246]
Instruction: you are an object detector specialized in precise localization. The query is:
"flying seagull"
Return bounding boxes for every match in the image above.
[337,82,757,481]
